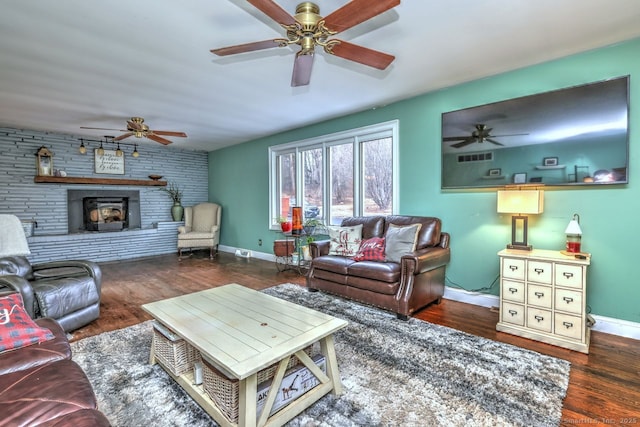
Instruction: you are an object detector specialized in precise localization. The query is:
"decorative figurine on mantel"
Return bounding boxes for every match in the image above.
[35,146,53,176]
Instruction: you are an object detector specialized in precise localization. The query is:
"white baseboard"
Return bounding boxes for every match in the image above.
[219,246,640,341]
[444,286,640,341]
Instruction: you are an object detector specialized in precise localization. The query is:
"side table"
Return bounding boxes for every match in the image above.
[273,232,310,274]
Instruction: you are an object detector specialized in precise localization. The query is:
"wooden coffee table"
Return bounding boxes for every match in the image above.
[141,284,347,427]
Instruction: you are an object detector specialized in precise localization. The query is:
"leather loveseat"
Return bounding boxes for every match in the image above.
[0,256,102,332]
[307,215,450,319]
[0,298,110,426]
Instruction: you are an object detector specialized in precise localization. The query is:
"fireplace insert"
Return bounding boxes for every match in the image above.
[83,197,128,232]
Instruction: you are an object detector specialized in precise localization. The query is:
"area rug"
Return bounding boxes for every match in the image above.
[71,284,570,426]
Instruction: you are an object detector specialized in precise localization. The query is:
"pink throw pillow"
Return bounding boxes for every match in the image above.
[353,237,386,262]
[0,293,54,353]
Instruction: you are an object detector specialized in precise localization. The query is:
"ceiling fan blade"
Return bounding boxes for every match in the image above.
[152,131,187,137]
[291,53,314,87]
[451,140,476,149]
[113,132,134,141]
[127,120,144,131]
[486,138,504,146]
[211,39,280,56]
[247,0,296,25]
[492,133,529,137]
[323,0,400,33]
[80,127,126,131]
[147,134,173,145]
[328,40,394,70]
[443,136,473,142]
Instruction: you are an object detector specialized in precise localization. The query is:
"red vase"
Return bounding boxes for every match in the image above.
[280,221,292,232]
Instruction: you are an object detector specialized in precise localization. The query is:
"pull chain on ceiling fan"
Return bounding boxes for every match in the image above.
[81,117,187,145]
[211,0,400,87]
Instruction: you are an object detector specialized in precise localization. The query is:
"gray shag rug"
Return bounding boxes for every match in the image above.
[71,284,570,426]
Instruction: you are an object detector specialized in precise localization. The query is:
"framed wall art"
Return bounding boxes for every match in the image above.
[94,149,125,175]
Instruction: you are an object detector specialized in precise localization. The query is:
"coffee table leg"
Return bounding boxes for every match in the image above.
[320,334,342,395]
[149,332,157,365]
[238,373,258,427]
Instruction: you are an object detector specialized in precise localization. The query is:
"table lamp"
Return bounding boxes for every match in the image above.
[0,214,31,257]
[497,190,544,251]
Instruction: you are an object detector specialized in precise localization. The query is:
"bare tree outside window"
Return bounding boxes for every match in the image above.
[330,143,354,224]
[363,137,393,215]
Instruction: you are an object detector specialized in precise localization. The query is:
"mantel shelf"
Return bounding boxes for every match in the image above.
[34,176,167,186]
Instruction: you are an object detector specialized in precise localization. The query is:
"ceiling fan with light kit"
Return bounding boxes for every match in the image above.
[211,0,400,86]
[443,124,528,149]
[80,117,187,145]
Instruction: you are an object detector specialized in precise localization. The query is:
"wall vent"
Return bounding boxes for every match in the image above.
[457,152,493,163]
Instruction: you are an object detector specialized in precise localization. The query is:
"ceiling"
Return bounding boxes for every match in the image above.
[1,1,640,153]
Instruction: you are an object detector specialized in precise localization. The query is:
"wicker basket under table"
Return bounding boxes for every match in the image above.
[202,346,313,423]
[152,322,201,376]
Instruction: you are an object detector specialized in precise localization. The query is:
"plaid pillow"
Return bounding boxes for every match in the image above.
[353,237,386,262]
[0,293,54,353]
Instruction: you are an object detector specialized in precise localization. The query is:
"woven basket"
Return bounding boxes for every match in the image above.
[202,346,313,423]
[152,325,201,376]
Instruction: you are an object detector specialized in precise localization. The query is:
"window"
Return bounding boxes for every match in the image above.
[270,121,398,227]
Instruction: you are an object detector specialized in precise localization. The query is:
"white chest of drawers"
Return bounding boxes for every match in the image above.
[496,249,591,353]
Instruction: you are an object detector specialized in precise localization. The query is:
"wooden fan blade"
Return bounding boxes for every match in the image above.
[291,53,314,87]
[80,127,126,131]
[451,140,476,149]
[152,131,187,137]
[147,134,173,145]
[323,0,400,33]
[247,0,296,25]
[211,39,280,56]
[486,138,504,146]
[328,40,394,70]
[443,136,473,142]
[126,120,144,131]
[113,132,134,141]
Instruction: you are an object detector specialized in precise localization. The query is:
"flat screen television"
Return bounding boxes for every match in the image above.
[441,76,629,189]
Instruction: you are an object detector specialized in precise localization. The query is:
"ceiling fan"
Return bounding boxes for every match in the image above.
[81,117,187,145]
[443,124,527,149]
[210,0,400,87]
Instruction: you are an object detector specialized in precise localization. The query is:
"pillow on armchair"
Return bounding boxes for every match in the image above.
[0,293,54,353]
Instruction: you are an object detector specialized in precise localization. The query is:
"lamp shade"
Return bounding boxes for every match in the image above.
[497,190,544,214]
[565,216,582,236]
[0,214,31,257]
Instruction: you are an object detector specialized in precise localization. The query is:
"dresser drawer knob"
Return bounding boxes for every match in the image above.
[563,321,574,329]
[534,268,544,275]
[563,296,574,304]
[508,309,518,316]
[534,315,544,322]
[534,291,545,298]
[563,272,574,279]
[509,265,518,271]
[509,287,518,294]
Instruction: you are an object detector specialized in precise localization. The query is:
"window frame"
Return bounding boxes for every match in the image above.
[269,120,399,229]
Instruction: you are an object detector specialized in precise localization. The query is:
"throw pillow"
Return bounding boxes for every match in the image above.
[0,293,54,353]
[353,237,386,262]
[384,223,422,263]
[328,224,363,257]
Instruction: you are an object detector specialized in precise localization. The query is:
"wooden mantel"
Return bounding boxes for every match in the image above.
[34,176,167,186]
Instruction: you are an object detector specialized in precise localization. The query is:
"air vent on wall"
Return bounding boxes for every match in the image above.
[457,152,493,163]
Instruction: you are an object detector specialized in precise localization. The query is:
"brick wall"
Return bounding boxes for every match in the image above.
[0,127,209,263]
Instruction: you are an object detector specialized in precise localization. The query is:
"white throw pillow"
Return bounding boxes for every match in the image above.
[328,224,363,257]
[384,223,422,262]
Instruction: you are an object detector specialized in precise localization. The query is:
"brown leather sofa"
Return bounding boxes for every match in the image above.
[307,215,450,319]
[0,256,102,332]
[0,308,110,426]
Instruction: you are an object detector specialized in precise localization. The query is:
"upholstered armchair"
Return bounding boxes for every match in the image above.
[177,202,221,260]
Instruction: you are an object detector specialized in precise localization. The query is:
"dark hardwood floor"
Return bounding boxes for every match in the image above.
[73,251,640,425]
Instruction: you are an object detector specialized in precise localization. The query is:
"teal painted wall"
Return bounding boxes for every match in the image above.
[210,38,640,323]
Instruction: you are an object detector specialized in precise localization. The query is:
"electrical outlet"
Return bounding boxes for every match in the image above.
[258,239,262,246]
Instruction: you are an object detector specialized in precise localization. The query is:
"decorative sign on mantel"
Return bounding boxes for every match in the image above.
[94,149,125,175]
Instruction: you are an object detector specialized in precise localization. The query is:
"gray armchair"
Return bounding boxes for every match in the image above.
[0,256,102,332]
[177,202,221,259]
